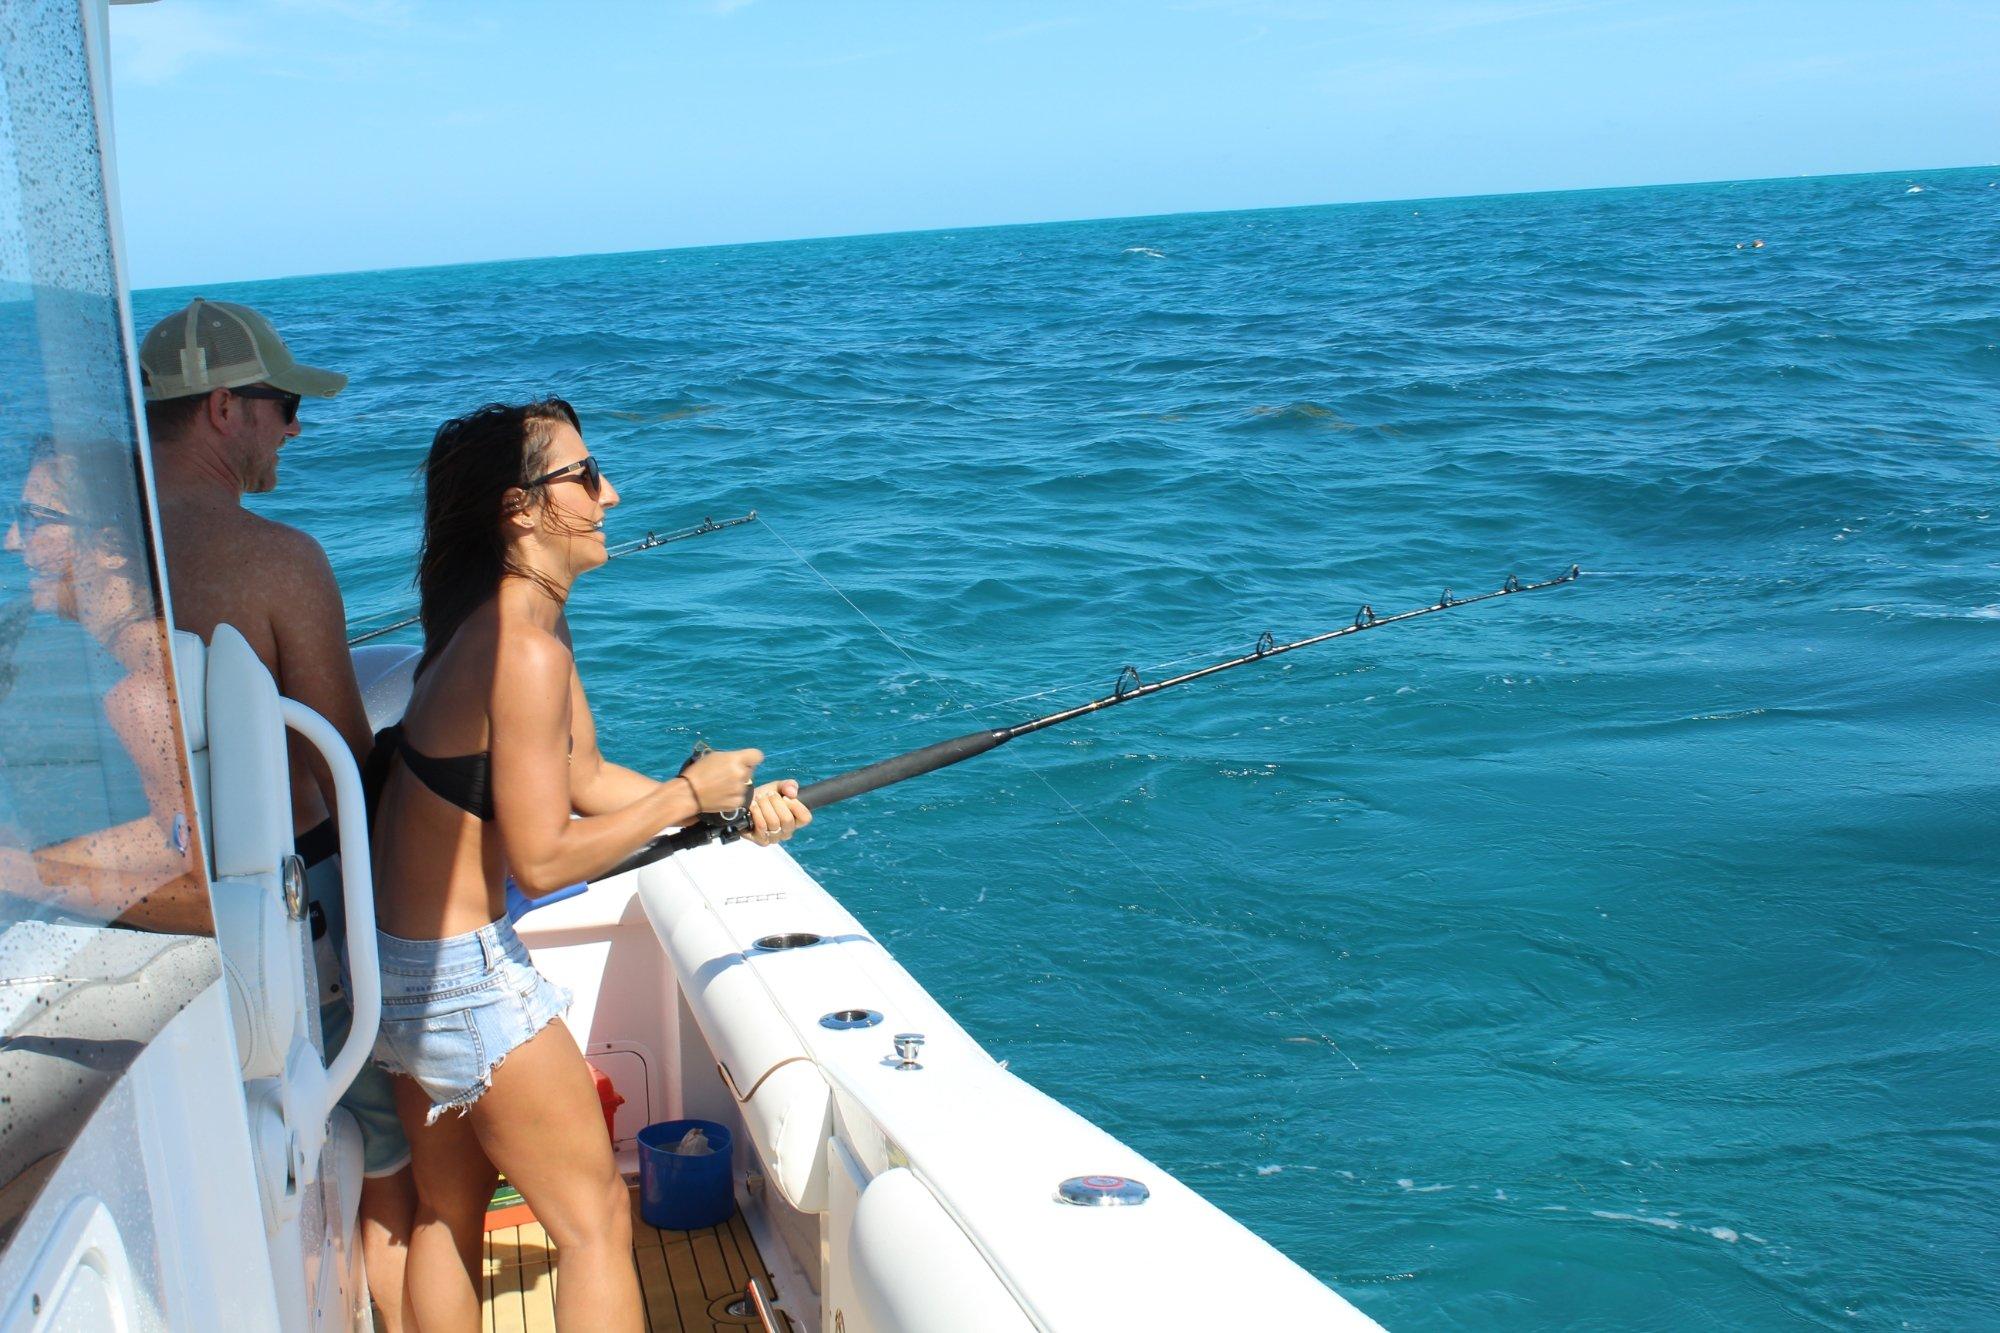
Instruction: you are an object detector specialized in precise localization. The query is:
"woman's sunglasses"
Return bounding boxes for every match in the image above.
[527,454,603,499]
[231,385,302,424]
[9,499,72,535]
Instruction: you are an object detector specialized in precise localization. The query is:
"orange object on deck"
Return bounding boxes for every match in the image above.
[484,1180,533,1233]
[592,1060,626,1141]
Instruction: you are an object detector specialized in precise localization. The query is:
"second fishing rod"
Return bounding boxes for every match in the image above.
[346,509,758,645]
[607,563,1582,876]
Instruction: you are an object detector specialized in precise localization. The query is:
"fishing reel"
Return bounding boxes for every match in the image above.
[600,743,759,880]
[701,802,754,839]
[683,741,755,841]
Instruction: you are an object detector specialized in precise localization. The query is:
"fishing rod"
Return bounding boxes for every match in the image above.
[604,563,1582,877]
[345,509,758,646]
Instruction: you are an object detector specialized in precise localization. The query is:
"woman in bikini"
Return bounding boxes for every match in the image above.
[367,398,809,1331]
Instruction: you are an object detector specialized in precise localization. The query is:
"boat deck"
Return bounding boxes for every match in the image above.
[478,1186,794,1332]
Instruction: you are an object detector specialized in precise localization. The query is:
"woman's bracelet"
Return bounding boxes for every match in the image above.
[673,774,699,811]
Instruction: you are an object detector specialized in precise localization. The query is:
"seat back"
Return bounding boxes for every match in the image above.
[206,628,294,880]
[174,626,308,1080]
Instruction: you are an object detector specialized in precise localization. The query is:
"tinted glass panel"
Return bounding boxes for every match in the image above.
[0,0,218,1250]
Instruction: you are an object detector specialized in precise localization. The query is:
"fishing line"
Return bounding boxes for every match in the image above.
[754,516,947,699]
[754,513,1368,1072]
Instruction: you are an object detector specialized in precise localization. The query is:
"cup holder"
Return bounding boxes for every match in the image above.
[819,1009,883,1030]
[753,932,823,952]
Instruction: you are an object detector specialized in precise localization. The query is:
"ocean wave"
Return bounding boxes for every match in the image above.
[1840,602,2000,621]
[1235,401,1356,429]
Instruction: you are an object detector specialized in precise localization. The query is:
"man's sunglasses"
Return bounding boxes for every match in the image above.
[231,385,302,424]
[527,454,603,499]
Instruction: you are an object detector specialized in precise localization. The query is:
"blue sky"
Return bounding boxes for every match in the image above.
[109,0,1997,288]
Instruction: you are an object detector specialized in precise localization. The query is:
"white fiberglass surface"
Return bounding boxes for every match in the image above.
[637,841,1384,1329]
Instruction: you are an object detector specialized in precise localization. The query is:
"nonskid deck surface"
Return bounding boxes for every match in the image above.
[477,1185,794,1332]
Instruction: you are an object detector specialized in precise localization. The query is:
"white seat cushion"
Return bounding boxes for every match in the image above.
[205,625,289,880]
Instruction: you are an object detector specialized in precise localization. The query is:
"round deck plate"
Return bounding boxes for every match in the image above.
[1056,1174,1150,1206]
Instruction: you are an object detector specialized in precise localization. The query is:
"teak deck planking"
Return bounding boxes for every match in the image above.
[474,1185,794,1332]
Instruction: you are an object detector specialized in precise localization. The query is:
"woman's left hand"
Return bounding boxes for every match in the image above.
[746,779,813,846]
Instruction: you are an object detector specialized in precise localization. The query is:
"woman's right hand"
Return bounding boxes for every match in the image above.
[681,747,764,813]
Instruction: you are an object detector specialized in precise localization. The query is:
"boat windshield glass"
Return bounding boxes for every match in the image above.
[0,3,218,1251]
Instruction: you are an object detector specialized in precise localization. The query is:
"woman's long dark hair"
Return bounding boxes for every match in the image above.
[415,397,581,676]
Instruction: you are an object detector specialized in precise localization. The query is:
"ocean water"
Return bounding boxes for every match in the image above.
[140,167,1999,1330]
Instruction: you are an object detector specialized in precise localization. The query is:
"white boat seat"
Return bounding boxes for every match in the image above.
[172,625,381,1243]
[175,626,309,1080]
[205,628,293,882]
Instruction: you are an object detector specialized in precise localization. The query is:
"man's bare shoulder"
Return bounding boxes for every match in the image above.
[161,498,327,569]
[218,512,338,602]
[243,510,332,567]
[158,500,339,648]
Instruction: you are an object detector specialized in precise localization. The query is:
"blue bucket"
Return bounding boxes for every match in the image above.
[636,1119,734,1230]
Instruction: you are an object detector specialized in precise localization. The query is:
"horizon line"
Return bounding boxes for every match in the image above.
[135,159,1996,295]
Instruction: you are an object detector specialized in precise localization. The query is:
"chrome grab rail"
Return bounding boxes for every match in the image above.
[280,699,379,1121]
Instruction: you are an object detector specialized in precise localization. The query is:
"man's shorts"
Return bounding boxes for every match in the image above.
[305,850,412,1178]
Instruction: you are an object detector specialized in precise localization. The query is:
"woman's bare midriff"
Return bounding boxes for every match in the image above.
[371,763,514,940]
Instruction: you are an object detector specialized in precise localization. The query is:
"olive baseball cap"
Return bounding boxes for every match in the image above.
[138,298,347,401]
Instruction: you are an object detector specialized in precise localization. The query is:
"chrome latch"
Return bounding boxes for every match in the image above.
[281,854,308,921]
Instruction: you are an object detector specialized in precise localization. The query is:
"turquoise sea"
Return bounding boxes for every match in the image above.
[140,167,1999,1330]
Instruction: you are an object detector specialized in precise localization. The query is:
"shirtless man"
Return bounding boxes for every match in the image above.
[139,299,414,1330]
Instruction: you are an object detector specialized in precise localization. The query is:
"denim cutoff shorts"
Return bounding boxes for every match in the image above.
[372,917,572,1124]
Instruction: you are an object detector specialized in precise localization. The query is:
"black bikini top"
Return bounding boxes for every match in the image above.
[363,723,573,823]
[365,723,494,821]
